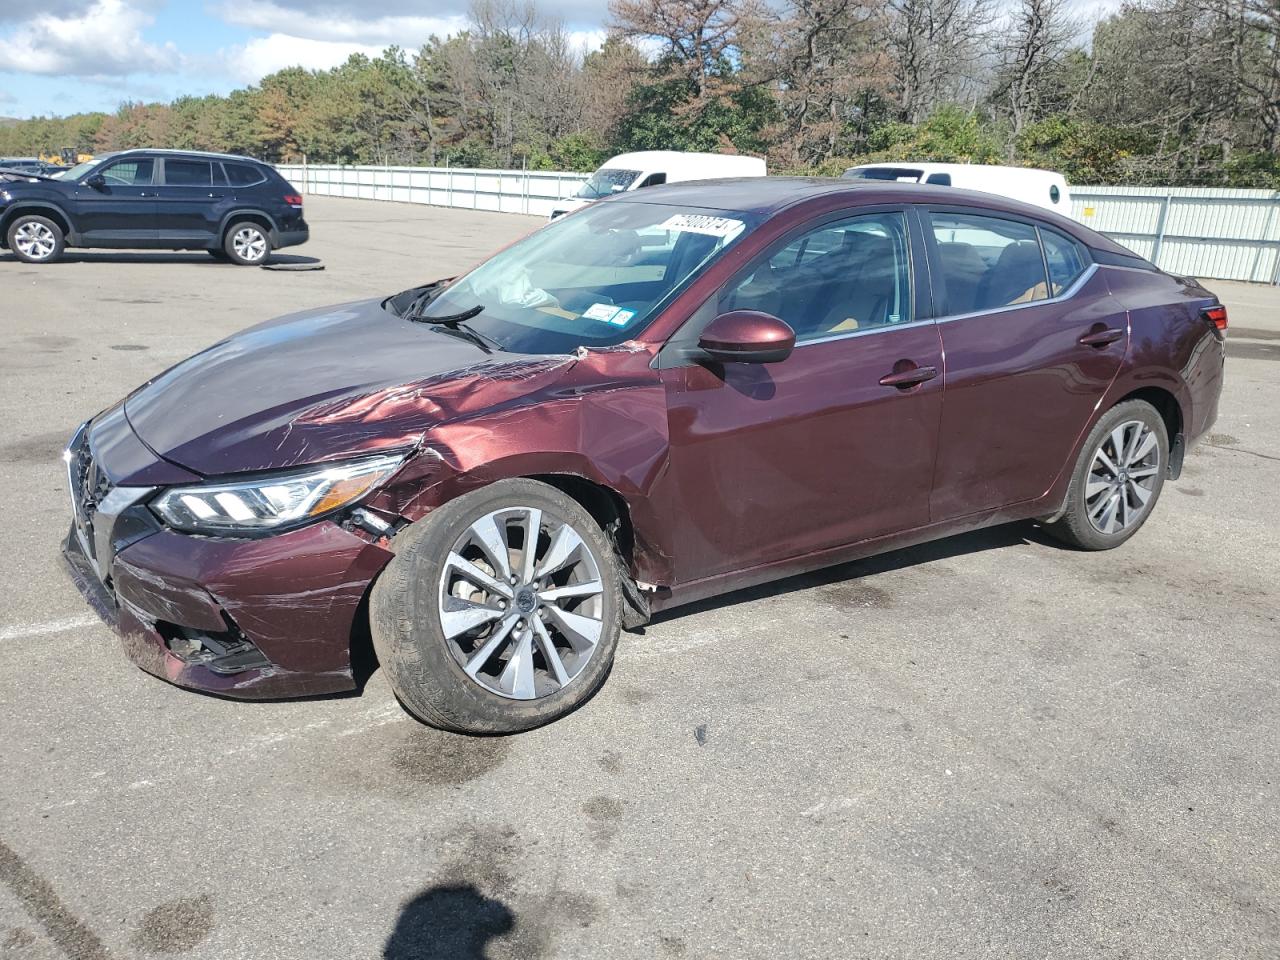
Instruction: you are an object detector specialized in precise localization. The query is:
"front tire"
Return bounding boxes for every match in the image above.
[371,479,623,733]
[223,221,271,265]
[7,215,64,264]
[1044,399,1169,550]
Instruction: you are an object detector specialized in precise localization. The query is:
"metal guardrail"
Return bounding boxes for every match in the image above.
[276,165,1280,283]
[275,163,590,219]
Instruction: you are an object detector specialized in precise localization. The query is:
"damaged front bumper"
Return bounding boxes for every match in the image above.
[60,416,395,699]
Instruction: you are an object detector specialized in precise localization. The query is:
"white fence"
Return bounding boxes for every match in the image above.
[1071,186,1280,283]
[278,164,1280,283]
[276,163,588,218]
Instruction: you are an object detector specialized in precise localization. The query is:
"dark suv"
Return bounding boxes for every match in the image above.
[0,149,309,265]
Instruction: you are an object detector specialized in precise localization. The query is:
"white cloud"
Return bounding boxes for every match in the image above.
[0,0,179,77]
[568,28,608,54]
[222,33,386,83]
[214,2,467,47]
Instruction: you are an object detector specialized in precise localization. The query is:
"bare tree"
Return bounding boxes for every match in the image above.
[882,0,994,123]
[769,0,890,164]
[581,38,649,143]
[1243,0,1280,152]
[993,0,1077,146]
[608,0,768,106]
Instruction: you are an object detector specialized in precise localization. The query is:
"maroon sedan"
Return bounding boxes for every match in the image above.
[63,179,1226,732]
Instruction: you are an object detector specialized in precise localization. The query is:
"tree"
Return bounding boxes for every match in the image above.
[991,0,1077,150]
[882,0,993,123]
[768,0,891,165]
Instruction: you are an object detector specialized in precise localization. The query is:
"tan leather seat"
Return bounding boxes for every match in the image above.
[979,241,1049,308]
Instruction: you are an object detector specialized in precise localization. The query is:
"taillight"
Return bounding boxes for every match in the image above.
[284,194,303,206]
[1203,304,1227,331]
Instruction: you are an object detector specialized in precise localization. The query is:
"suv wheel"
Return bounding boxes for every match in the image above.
[1044,399,1169,550]
[7,215,65,264]
[224,221,271,265]
[370,479,623,733]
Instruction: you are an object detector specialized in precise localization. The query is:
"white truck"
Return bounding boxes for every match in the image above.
[842,162,1071,213]
[550,151,767,219]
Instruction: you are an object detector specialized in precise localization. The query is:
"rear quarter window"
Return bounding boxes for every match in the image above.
[1039,228,1089,294]
[223,162,267,187]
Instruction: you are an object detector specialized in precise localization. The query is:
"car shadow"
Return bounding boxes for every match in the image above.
[383,884,516,960]
[0,251,322,266]
[647,520,1049,625]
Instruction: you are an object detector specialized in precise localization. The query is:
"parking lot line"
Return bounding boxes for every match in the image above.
[0,614,99,642]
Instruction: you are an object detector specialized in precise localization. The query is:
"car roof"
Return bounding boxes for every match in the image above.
[610,176,1134,258]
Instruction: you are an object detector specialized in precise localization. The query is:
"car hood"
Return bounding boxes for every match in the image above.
[124,297,580,475]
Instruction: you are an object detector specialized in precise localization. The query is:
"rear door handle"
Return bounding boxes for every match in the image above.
[879,364,938,389]
[1079,327,1124,347]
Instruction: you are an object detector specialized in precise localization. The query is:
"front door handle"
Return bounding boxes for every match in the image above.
[879,364,938,389]
[207,193,225,199]
[1079,327,1124,347]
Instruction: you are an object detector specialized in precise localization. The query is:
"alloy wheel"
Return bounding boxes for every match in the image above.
[232,226,267,262]
[438,506,605,700]
[1085,419,1161,534]
[14,222,56,260]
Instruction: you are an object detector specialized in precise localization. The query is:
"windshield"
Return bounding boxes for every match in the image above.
[845,167,924,183]
[400,199,757,354]
[576,168,641,199]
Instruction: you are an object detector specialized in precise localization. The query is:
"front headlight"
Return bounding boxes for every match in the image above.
[152,452,406,535]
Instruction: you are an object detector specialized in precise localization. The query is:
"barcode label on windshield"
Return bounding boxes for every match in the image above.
[659,214,745,239]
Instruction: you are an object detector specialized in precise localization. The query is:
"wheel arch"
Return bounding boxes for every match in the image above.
[1113,385,1183,445]
[219,209,278,242]
[523,472,636,568]
[1040,376,1189,522]
[1,202,73,241]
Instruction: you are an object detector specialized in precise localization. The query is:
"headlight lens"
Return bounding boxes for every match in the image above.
[152,452,406,535]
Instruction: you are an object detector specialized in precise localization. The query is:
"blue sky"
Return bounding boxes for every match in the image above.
[0,0,610,118]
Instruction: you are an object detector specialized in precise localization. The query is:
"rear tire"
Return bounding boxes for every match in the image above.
[7,215,64,264]
[223,220,271,265]
[1044,399,1168,550]
[370,479,623,734]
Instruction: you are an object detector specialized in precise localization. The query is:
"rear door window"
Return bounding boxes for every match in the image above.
[100,159,154,186]
[928,212,1049,315]
[163,159,214,186]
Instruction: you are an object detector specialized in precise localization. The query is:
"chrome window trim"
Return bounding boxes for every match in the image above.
[932,262,1098,326]
[793,316,937,349]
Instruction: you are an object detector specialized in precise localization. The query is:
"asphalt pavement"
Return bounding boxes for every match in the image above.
[1,196,1277,959]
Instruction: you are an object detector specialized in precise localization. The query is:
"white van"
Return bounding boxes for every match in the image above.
[551,151,767,219]
[842,163,1070,213]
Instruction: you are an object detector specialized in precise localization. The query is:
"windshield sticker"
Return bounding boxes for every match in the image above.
[608,309,635,326]
[659,214,745,239]
[583,303,621,322]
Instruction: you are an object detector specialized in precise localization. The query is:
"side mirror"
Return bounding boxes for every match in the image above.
[698,310,796,364]
[84,173,105,189]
